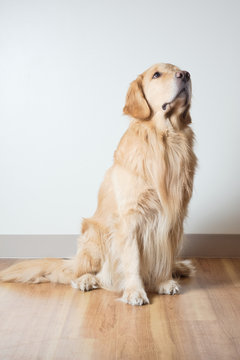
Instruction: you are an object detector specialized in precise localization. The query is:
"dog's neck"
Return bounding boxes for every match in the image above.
[150,98,192,132]
[151,111,190,132]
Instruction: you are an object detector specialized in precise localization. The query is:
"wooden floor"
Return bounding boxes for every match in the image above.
[0,259,240,360]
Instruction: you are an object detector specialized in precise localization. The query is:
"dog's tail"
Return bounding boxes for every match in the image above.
[173,259,196,278]
[0,258,76,284]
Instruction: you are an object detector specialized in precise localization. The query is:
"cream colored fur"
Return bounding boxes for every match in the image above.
[0,63,197,306]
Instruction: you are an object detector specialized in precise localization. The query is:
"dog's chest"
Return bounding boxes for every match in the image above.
[164,129,188,168]
[163,130,194,196]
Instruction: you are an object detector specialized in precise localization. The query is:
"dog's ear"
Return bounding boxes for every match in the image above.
[123,76,150,120]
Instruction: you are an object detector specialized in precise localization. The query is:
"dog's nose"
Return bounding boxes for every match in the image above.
[175,71,190,82]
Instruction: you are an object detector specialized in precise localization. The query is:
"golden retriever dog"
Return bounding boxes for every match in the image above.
[0,63,197,305]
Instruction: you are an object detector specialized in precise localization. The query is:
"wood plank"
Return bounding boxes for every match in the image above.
[0,259,239,359]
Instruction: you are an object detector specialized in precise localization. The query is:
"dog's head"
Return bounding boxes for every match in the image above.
[123,63,192,123]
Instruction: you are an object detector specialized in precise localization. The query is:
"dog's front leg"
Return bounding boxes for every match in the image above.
[120,242,149,305]
[116,216,149,306]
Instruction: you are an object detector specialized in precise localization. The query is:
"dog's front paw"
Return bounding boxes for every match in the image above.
[158,279,180,295]
[120,288,149,306]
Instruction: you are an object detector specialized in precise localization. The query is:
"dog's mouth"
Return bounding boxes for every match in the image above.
[162,87,189,111]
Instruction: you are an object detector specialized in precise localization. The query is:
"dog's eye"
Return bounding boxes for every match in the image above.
[152,72,162,79]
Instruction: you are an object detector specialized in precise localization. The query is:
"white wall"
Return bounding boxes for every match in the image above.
[0,0,239,235]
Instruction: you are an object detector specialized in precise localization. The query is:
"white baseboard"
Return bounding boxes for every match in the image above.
[0,234,240,258]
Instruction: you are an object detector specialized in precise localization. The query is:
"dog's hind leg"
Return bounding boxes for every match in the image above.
[71,273,100,291]
[71,219,103,289]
